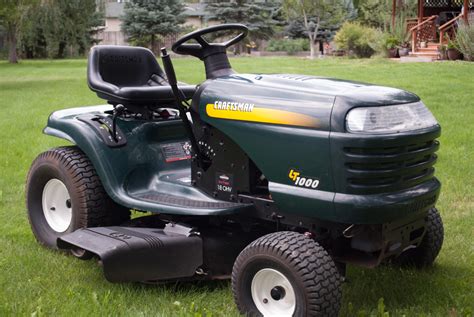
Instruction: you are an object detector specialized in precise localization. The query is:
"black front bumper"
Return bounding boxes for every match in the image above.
[333,177,440,224]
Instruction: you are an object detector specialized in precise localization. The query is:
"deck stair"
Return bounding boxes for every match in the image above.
[409,42,440,60]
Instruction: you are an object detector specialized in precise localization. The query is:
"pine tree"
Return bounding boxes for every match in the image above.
[204,0,281,42]
[122,0,186,53]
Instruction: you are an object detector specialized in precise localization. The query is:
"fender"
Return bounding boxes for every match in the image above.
[43,105,248,216]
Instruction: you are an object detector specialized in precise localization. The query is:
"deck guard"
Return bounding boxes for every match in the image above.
[57,227,202,282]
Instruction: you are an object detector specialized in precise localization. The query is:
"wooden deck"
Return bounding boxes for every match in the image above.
[394,0,472,61]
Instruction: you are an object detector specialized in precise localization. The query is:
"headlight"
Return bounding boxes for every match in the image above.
[346,102,438,134]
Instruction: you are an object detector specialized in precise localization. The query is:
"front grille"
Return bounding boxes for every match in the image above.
[343,139,439,194]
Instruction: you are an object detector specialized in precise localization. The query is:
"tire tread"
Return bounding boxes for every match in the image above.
[232,231,342,316]
[27,146,129,230]
[394,208,444,268]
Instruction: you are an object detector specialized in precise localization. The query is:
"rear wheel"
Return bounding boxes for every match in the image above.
[26,146,130,251]
[394,208,444,268]
[232,231,342,316]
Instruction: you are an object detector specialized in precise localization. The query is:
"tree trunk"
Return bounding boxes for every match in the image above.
[151,34,156,54]
[57,42,66,59]
[309,38,315,59]
[7,25,18,64]
[302,7,314,60]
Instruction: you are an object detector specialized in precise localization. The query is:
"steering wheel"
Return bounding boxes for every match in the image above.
[172,24,248,60]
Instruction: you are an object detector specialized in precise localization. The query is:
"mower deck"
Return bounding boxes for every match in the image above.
[58,226,203,282]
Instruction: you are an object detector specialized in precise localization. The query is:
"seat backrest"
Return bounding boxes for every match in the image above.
[88,45,165,89]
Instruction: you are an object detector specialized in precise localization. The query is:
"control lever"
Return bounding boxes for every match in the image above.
[112,104,125,142]
[78,114,127,147]
[160,47,205,167]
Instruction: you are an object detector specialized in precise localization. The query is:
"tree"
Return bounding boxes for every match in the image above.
[283,0,355,59]
[19,0,103,59]
[0,0,37,63]
[356,0,390,30]
[355,0,417,31]
[121,0,185,53]
[283,0,353,59]
[204,0,281,43]
[284,1,355,46]
[284,10,350,47]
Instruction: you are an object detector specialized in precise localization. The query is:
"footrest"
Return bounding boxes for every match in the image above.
[136,192,242,209]
[57,227,202,282]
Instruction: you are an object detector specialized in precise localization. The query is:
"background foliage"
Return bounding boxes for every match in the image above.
[0,0,39,62]
[19,0,102,59]
[456,20,474,61]
[266,38,309,54]
[334,22,383,57]
[282,0,356,58]
[204,0,281,42]
[121,0,186,53]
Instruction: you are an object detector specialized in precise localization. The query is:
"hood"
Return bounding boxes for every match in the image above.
[230,74,419,105]
[195,73,420,131]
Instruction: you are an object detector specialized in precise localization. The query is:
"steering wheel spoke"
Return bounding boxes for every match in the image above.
[177,43,203,55]
[223,32,246,48]
[195,36,209,48]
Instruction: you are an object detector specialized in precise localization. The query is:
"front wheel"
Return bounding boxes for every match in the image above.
[26,146,130,249]
[232,231,342,317]
[393,208,444,268]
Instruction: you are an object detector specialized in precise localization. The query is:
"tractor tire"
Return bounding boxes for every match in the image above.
[26,146,130,251]
[231,231,342,317]
[394,208,444,268]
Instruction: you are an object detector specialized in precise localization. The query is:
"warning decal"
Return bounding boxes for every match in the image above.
[161,142,192,163]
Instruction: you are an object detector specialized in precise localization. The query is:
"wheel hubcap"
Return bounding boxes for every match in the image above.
[270,286,286,301]
[42,179,72,232]
[251,268,296,316]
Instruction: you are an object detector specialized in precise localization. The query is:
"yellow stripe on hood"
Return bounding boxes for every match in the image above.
[206,104,319,128]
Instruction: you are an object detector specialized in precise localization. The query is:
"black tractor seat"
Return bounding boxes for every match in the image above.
[87,45,196,107]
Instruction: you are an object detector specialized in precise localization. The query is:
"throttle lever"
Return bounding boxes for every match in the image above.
[161,48,205,167]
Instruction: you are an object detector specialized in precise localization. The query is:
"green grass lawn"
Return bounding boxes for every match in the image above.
[0,57,473,316]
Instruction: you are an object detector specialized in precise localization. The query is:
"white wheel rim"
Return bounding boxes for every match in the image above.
[42,179,72,232]
[251,268,296,317]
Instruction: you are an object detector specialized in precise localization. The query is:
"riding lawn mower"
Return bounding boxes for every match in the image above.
[26,24,443,316]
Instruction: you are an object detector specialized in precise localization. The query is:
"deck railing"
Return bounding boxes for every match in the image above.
[439,14,464,44]
[409,15,438,53]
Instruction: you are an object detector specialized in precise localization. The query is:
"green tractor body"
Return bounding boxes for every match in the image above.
[194,74,440,224]
[27,24,444,316]
[45,74,440,226]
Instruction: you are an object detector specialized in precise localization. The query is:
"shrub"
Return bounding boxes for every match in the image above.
[447,40,458,50]
[455,21,474,61]
[385,36,401,49]
[266,38,309,55]
[334,22,381,58]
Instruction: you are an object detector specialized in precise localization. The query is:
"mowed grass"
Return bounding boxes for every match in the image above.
[0,57,473,316]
